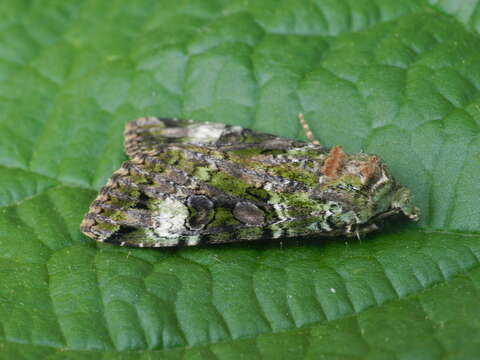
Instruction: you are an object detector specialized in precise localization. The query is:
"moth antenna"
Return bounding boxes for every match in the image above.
[298,113,321,146]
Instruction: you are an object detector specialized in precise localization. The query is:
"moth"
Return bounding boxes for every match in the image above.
[80,115,419,248]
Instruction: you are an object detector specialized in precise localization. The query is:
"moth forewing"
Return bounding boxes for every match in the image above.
[81,117,419,247]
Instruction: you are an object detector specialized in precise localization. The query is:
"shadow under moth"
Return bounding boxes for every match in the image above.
[81,115,419,248]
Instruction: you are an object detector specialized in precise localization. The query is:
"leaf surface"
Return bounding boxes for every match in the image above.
[1,0,480,359]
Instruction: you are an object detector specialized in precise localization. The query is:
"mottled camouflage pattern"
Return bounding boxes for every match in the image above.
[80,117,419,247]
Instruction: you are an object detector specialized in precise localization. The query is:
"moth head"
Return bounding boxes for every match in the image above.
[357,157,420,222]
[314,149,419,230]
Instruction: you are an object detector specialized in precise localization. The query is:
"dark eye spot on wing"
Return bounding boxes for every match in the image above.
[187,195,215,230]
[233,202,265,225]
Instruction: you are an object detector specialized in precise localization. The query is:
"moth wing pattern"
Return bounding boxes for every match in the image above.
[81,117,420,247]
[123,117,305,158]
[83,118,332,247]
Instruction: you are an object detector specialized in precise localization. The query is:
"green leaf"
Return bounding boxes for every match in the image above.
[1,0,480,358]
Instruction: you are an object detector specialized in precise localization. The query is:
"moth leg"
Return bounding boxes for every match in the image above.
[298,113,322,146]
[355,227,361,241]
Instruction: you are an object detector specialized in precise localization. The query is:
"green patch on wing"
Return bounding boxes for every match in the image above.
[209,172,250,197]
[323,174,363,190]
[228,149,322,187]
[270,192,322,215]
[207,207,241,229]
[268,164,318,187]
[94,222,120,233]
